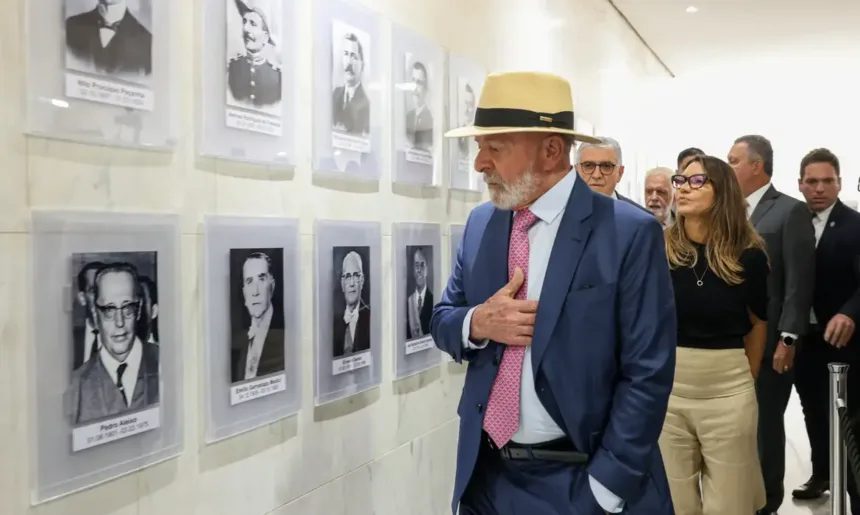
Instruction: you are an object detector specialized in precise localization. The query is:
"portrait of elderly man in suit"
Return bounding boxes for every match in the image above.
[332,249,371,358]
[406,246,434,340]
[405,61,433,150]
[226,0,282,112]
[65,0,153,79]
[65,261,160,426]
[230,250,285,383]
[331,28,371,136]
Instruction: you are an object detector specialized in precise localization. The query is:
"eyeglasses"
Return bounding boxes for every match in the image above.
[671,174,709,189]
[341,272,363,283]
[578,161,618,176]
[95,302,140,321]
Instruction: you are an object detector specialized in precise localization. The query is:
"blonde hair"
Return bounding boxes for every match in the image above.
[664,155,767,285]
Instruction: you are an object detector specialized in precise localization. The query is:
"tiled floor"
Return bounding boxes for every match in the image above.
[782,388,840,515]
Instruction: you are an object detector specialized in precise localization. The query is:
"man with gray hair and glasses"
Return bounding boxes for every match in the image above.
[575,136,649,212]
[644,167,675,227]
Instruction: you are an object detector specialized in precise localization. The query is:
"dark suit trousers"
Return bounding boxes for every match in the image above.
[756,349,795,511]
[795,326,860,511]
[459,440,604,515]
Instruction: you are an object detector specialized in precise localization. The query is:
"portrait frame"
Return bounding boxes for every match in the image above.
[446,53,485,192]
[313,220,382,405]
[198,0,297,167]
[392,223,442,379]
[445,223,465,364]
[29,211,182,504]
[25,0,178,150]
[311,0,383,181]
[390,23,444,187]
[202,216,302,444]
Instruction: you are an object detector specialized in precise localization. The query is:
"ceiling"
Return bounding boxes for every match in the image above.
[610,0,860,76]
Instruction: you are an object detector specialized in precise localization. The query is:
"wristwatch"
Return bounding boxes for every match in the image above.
[782,335,796,347]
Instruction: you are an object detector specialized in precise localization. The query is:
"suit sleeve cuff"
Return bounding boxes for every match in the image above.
[462,307,489,350]
[589,475,624,513]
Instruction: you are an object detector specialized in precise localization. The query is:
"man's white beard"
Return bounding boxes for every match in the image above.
[486,164,538,210]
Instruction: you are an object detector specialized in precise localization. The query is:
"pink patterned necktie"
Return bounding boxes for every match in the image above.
[483,208,539,448]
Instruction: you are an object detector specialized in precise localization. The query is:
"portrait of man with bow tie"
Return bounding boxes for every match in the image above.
[229,249,286,384]
[64,0,153,82]
[332,247,372,359]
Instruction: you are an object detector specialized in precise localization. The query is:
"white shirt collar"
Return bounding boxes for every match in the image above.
[746,181,772,216]
[98,336,143,405]
[415,284,427,300]
[529,171,577,225]
[814,201,837,222]
[247,304,273,340]
[611,190,619,199]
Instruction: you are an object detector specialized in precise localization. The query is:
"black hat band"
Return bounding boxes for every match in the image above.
[473,107,574,130]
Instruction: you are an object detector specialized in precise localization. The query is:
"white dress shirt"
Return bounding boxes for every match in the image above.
[809,201,837,324]
[745,181,799,341]
[97,1,126,47]
[343,303,361,353]
[461,171,624,512]
[99,336,143,406]
[245,305,274,380]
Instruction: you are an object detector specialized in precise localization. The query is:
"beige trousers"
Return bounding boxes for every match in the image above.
[659,347,766,515]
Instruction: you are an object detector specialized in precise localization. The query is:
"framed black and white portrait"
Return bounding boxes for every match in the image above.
[67,252,161,442]
[26,0,176,149]
[203,217,300,443]
[199,0,295,166]
[447,54,486,192]
[229,248,285,386]
[30,211,181,503]
[314,221,382,405]
[446,224,465,364]
[392,224,442,379]
[311,0,381,180]
[391,24,444,187]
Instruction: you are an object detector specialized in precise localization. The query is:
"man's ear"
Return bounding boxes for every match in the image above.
[542,134,566,167]
[617,165,625,181]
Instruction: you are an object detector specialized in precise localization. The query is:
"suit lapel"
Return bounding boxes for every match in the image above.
[818,200,844,251]
[531,178,595,371]
[475,208,512,302]
[751,185,779,226]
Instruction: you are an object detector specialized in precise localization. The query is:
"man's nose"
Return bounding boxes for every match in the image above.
[114,314,126,328]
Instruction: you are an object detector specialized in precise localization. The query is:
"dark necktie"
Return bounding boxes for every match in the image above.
[116,363,128,405]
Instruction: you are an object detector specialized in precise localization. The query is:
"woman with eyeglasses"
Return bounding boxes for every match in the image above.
[658,155,770,514]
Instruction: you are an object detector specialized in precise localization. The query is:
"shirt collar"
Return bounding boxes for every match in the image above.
[815,200,837,222]
[247,304,273,340]
[99,336,142,379]
[529,171,577,225]
[746,181,772,213]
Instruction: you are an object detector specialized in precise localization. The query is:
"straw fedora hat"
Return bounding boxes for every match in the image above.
[445,71,600,143]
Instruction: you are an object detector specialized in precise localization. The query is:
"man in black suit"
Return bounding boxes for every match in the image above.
[65,0,152,77]
[331,32,370,136]
[792,148,860,512]
[405,61,433,150]
[231,252,285,383]
[65,263,159,425]
[227,0,282,109]
[576,136,650,213]
[406,247,433,340]
[333,250,371,357]
[728,135,816,515]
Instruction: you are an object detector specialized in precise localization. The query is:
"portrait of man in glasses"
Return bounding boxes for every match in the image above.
[332,247,371,359]
[65,255,160,426]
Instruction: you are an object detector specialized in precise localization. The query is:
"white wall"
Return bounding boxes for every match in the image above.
[0,0,669,514]
[643,37,860,204]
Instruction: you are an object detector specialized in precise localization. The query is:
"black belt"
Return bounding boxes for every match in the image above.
[483,434,590,465]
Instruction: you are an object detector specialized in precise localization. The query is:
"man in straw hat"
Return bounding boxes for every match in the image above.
[431,71,676,514]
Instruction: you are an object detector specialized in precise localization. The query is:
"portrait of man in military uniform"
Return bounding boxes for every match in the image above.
[64,0,153,84]
[225,0,283,116]
[404,58,433,151]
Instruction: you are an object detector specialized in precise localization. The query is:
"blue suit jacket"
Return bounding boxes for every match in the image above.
[431,175,677,514]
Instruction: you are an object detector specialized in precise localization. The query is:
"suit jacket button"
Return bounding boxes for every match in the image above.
[476,403,483,412]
